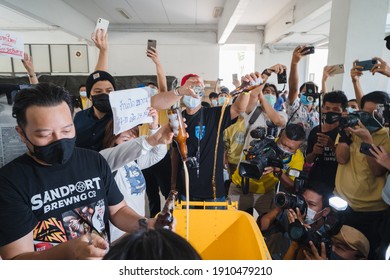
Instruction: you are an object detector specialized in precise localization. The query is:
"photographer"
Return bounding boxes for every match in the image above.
[229,124,305,217]
[335,90,390,259]
[306,90,348,187]
[259,180,332,259]
[303,225,370,260]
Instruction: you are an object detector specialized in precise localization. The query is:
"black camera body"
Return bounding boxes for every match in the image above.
[239,137,284,181]
[239,121,283,181]
[274,192,307,215]
[339,111,372,129]
[303,91,320,103]
[186,156,199,169]
[288,206,343,258]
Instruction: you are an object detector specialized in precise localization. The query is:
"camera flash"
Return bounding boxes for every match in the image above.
[329,196,348,211]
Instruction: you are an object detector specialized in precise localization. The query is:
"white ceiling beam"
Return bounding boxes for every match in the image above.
[217,0,251,44]
[0,0,94,41]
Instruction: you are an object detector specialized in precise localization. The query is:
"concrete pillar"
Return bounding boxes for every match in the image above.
[326,0,389,99]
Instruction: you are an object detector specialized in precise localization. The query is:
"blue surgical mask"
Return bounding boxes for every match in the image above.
[79,91,87,98]
[300,94,311,106]
[346,107,357,113]
[211,99,218,107]
[264,94,276,107]
[218,97,227,106]
[183,95,201,109]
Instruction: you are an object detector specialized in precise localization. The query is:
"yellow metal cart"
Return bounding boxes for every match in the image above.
[173,201,272,260]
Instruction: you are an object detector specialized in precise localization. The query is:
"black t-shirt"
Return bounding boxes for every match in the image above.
[173,106,236,199]
[306,125,339,187]
[74,107,113,151]
[0,148,123,249]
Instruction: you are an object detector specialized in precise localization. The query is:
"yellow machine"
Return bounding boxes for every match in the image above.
[173,201,272,260]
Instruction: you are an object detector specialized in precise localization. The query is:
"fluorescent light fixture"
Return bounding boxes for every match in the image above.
[116,8,131,20]
[329,196,348,211]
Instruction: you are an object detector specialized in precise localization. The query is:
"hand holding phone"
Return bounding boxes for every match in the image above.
[95,18,109,33]
[147,39,157,51]
[359,142,380,157]
[277,70,287,84]
[302,46,315,55]
[328,64,345,75]
[356,59,378,71]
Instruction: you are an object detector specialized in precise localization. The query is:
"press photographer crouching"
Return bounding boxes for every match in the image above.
[259,178,334,259]
[229,123,305,218]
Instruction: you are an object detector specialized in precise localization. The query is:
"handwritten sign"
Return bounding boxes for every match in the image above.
[0,30,24,59]
[109,87,153,135]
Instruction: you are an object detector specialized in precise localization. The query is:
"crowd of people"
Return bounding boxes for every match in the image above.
[1,27,390,261]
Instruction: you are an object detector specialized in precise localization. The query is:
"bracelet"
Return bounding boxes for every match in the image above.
[173,87,181,96]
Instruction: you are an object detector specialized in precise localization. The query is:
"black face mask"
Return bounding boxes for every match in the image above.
[26,135,76,165]
[323,112,341,124]
[328,250,344,260]
[356,111,383,132]
[92,94,112,113]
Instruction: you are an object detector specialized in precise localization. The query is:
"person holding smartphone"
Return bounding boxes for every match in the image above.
[286,45,320,144]
[335,90,390,259]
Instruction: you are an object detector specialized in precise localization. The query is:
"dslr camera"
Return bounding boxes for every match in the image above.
[186,156,199,169]
[274,192,307,215]
[238,121,283,181]
[339,111,374,129]
[287,196,347,258]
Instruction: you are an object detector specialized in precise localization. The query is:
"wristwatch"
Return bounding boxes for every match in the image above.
[273,170,283,179]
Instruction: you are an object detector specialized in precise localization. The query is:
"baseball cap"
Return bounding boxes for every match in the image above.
[85,70,116,98]
[220,86,229,94]
[181,74,199,86]
[332,225,370,258]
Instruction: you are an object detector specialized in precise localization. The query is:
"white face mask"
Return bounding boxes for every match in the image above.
[304,207,324,225]
[211,99,218,107]
[218,97,227,106]
[183,95,201,109]
[79,91,87,98]
[149,87,158,96]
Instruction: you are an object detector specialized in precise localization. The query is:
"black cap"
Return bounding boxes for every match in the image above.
[385,35,390,51]
[85,70,116,98]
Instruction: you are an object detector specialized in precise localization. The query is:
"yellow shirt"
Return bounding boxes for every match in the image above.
[223,118,246,165]
[80,96,92,110]
[231,145,304,194]
[335,127,390,211]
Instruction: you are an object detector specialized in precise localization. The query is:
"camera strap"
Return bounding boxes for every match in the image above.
[195,108,204,178]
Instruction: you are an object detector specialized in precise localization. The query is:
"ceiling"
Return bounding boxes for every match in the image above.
[0,0,389,49]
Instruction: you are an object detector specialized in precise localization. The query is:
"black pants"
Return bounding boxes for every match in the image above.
[341,207,387,259]
[142,152,171,218]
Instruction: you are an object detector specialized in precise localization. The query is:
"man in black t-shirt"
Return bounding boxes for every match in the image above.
[171,74,251,201]
[0,83,154,260]
[306,90,348,188]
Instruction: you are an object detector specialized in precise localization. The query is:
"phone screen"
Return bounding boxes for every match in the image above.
[147,39,157,50]
[302,46,315,55]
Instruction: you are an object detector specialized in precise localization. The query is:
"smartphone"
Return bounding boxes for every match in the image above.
[329,64,345,75]
[302,46,315,55]
[95,18,109,33]
[147,39,157,51]
[232,73,238,81]
[356,59,378,71]
[359,142,380,157]
[277,70,287,84]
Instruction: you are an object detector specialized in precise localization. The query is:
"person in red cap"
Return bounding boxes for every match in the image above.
[170,73,252,203]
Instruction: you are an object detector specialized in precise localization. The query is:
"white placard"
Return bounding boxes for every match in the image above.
[0,30,24,59]
[109,87,153,135]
